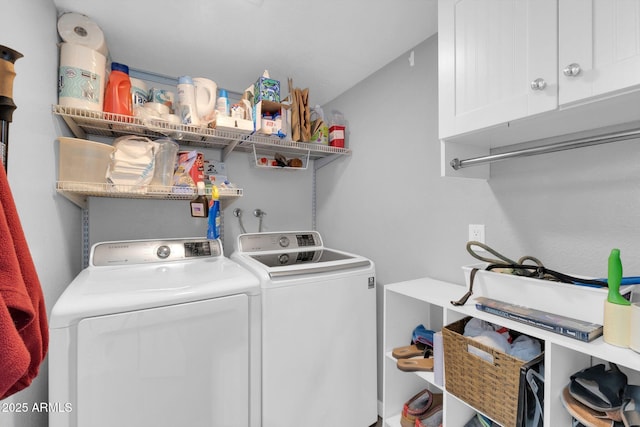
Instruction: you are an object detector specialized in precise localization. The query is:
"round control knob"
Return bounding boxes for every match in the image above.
[157,245,171,259]
[278,254,290,265]
[563,63,581,77]
[530,78,547,91]
[279,236,290,248]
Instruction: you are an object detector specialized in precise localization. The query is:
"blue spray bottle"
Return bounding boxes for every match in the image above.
[207,185,221,240]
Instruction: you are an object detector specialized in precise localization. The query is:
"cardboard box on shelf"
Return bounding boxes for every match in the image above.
[205,160,227,185]
[253,99,290,136]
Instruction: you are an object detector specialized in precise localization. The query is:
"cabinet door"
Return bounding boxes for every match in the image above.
[438,0,558,139]
[560,0,640,105]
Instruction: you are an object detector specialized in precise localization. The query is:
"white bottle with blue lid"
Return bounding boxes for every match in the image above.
[176,75,200,125]
[215,88,230,117]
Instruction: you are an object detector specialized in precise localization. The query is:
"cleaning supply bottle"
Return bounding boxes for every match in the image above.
[207,185,221,240]
[176,76,200,125]
[190,181,208,218]
[603,248,631,347]
[215,89,230,117]
[103,62,133,116]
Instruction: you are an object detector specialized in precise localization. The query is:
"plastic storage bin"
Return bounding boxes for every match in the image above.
[57,137,114,184]
[462,264,636,325]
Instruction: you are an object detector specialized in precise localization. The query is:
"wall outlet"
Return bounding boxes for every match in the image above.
[468,224,485,243]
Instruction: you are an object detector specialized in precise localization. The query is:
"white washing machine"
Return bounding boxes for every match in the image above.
[49,238,260,427]
[231,231,377,427]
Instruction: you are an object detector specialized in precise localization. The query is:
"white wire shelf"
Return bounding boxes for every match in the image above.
[56,181,242,208]
[252,144,310,170]
[52,105,351,160]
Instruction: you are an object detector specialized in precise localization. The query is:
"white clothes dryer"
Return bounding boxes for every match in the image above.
[49,238,260,427]
[231,231,377,427]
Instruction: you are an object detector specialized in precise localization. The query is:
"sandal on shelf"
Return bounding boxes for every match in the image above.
[397,348,434,372]
[621,385,640,427]
[400,389,433,427]
[393,342,428,359]
[560,385,622,427]
[569,363,628,412]
[392,324,435,359]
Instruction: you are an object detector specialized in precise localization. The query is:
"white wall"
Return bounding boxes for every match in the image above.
[0,1,81,426]
[317,34,640,402]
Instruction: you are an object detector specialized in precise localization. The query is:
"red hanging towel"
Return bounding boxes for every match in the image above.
[0,165,48,399]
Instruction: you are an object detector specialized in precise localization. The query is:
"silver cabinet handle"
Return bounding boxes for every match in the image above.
[563,63,581,77]
[530,78,547,91]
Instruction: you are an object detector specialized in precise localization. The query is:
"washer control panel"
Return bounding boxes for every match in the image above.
[237,231,322,253]
[91,238,222,266]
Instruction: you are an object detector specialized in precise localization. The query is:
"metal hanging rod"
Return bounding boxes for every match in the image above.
[450,127,640,170]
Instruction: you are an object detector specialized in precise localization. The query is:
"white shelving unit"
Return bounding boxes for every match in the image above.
[53,105,350,162]
[382,277,640,426]
[55,181,243,209]
[53,105,349,205]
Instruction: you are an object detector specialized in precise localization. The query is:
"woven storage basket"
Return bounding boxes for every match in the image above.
[442,317,541,427]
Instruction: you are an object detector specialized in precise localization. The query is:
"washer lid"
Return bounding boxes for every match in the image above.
[51,241,259,329]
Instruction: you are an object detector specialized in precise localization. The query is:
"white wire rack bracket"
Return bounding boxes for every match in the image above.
[449,126,640,170]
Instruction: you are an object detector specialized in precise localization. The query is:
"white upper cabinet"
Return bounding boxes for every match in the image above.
[439,0,640,178]
[559,0,640,105]
[438,0,558,140]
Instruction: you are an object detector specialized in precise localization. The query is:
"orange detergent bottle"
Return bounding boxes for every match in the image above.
[103,62,133,116]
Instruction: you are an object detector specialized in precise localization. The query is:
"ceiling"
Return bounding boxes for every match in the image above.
[52,0,438,106]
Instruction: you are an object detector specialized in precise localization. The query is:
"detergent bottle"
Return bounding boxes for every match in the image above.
[103,62,133,116]
[207,185,221,240]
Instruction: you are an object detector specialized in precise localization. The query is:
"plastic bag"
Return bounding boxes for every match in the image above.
[106,135,155,190]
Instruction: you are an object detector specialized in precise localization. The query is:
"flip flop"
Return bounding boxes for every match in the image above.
[397,349,434,372]
[570,364,628,412]
[561,385,620,427]
[393,342,428,359]
[393,325,435,359]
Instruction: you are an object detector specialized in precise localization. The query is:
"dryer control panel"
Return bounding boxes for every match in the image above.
[91,238,222,266]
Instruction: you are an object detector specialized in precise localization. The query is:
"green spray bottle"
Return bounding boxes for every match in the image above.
[603,248,631,347]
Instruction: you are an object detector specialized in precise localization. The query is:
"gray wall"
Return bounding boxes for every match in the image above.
[0,1,81,426]
[317,35,640,401]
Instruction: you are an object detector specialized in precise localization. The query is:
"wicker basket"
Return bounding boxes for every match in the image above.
[442,317,542,427]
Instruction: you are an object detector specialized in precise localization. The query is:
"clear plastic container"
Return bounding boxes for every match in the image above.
[150,139,179,186]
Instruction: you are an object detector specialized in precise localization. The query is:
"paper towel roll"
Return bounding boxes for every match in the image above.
[603,300,631,347]
[58,42,107,111]
[57,12,108,56]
